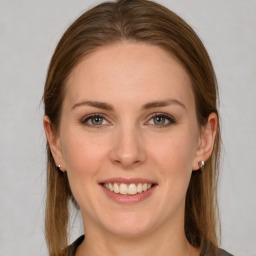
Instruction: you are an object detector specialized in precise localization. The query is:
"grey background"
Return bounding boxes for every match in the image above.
[0,0,256,255]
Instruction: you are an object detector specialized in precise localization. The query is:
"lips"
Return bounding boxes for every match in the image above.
[99,178,157,201]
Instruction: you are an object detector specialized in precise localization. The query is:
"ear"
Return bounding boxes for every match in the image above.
[192,113,218,170]
[43,115,66,172]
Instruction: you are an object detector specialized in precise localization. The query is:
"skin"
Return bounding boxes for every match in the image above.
[44,42,217,256]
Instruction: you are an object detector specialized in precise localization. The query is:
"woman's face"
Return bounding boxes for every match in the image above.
[50,42,205,237]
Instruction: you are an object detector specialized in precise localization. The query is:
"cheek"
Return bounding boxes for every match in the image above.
[60,129,109,176]
[151,132,197,172]
[60,129,110,207]
[149,130,198,193]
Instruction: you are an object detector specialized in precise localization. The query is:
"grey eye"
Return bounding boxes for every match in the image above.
[82,114,108,126]
[90,116,104,125]
[153,116,167,125]
[147,114,176,127]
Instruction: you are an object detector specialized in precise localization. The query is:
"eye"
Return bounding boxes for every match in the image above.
[147,113,176,127]
[81,114,109,127]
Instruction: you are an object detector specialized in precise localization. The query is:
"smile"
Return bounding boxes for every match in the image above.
[103,183,153,195]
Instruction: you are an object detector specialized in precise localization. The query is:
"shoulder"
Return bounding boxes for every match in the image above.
[66,236,234,256]
[219,248,234,256]
[67,235,85,256]
[200,247,234,256]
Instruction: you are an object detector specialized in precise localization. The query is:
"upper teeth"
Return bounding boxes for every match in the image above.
[103,183,152,195]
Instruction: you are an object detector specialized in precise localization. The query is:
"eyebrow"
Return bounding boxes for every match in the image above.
[142,99,186,110]
[71,101,114,111]
[71,99,187,111]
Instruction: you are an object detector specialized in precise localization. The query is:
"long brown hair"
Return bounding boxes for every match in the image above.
[43,0,221,255]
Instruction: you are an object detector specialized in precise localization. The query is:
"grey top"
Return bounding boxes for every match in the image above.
[68,235,233,256]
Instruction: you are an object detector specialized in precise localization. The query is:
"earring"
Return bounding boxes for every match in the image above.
[198,160,205,171]
[57,164,62,172]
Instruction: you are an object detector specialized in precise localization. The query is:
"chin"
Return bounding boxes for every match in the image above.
[101,211,155,238]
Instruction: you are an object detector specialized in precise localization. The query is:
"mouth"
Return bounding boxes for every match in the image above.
[99,178,157,204]
[101,182,155,195]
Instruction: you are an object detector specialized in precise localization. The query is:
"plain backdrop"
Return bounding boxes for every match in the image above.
[0,0,256,255]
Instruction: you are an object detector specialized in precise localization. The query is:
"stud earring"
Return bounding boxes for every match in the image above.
[57,164,62,172]
[198,160,205,171]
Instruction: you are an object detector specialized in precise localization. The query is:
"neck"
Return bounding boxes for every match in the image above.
[76,215,200,256]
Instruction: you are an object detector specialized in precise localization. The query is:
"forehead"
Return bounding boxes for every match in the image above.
[65,42,194,109]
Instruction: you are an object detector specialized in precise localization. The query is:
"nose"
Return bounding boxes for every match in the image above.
[109,126,147,169]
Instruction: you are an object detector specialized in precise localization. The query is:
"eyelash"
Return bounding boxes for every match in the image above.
[80,112,176,128]
[80,113,110,128]
[147,113,176,127]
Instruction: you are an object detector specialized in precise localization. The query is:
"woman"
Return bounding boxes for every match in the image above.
[43,0,233,255]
